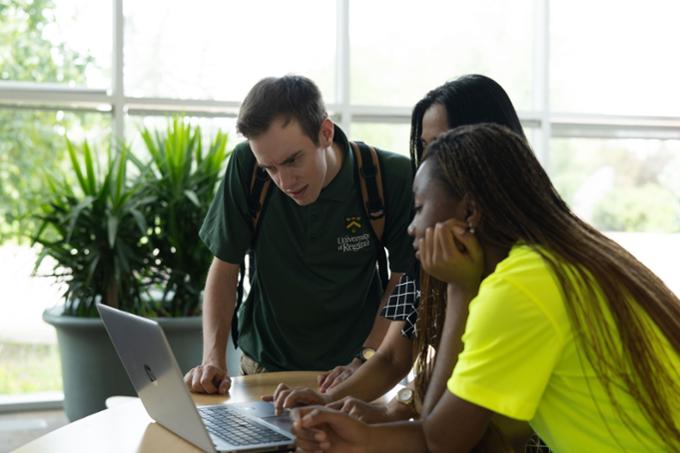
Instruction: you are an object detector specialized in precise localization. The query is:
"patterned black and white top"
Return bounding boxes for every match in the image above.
[380,273,420,339]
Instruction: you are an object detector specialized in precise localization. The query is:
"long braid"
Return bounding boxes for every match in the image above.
[414,273,515,452]
[413,273,447,401]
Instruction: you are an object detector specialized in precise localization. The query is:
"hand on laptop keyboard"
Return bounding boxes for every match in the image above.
[262,383,332,415]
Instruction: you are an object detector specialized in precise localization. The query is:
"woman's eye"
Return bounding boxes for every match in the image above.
[414,205,423,214]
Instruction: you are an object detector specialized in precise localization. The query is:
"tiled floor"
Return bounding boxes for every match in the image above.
[0,410,68,452]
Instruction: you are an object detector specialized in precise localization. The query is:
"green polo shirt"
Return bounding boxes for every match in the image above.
[199,126,413,371]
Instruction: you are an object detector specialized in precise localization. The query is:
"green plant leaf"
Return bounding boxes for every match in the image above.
[183,189,200,207]
[82,141,97,195]
[107,216,119,249]
[114,146,128,202]
[66,196,95,243]
[66,139,87,193]
[129,208,147,236]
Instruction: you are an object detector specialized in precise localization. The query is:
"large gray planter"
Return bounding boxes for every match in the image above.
[43,306,202,421]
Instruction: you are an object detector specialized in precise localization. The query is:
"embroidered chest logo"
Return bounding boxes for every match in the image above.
[337,216,371,252]
[345,216,362,233]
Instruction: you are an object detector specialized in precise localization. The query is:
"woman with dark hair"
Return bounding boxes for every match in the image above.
[409,74,525,172]
[292,123,680,452]
[269,76,532,446]
[400,74,528,419]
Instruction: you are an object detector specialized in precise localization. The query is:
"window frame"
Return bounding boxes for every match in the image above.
[1,0,679,410]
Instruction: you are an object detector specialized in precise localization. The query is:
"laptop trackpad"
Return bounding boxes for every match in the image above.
[260,414,293,432]
[228,401,294,433]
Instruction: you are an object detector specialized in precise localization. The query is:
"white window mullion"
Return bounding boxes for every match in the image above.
[533,0,551,170]
[335,0,351,133]
[112,0,125,144]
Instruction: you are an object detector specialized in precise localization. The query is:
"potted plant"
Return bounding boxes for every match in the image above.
[139,117,228,317]
[34,119,229,420]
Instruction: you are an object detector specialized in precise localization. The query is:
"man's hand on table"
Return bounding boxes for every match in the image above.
[184,363,231,394]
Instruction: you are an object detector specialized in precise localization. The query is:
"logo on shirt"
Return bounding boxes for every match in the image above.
[345,216,362,233]
[338,215,370,252]
[337,233,371,252]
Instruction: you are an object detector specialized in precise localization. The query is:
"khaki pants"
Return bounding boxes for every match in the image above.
[240,353,268,375]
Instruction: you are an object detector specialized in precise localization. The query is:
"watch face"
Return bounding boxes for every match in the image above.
[397,387,414,404]
[361,347,376,361]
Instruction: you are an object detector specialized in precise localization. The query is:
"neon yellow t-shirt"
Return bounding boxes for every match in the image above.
[447,244,679,452]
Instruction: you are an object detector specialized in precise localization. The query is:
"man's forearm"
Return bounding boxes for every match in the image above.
[201,258,240,369]
[363,272,403,349]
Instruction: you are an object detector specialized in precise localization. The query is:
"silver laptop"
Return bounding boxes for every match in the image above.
[97,304,295,453]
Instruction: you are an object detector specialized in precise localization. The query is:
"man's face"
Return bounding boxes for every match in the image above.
[249,117,332,206]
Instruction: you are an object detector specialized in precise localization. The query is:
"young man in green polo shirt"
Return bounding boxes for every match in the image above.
[184,75,413,394]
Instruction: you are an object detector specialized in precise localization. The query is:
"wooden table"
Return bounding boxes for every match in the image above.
[14,371,324,453]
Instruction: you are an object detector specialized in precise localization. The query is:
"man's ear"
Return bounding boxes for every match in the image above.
[318,118,334,147]
[463,194,481,229]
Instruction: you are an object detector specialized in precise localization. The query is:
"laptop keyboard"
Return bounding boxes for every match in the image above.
[198,405,291,446]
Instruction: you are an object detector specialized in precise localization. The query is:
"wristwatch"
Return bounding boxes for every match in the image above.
[396,387,415,407]
[394,387,421,418]
[355,346,376,363]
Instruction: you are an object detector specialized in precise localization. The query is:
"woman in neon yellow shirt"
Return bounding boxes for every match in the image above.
[292,123,680,452]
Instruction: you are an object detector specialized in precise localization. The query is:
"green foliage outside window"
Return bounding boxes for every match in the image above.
[0,0,103,243]
[551,139,680,233]
[593,185,680,233]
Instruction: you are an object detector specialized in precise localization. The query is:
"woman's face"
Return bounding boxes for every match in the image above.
[408,159,466,259]
[420,103,450,149]
[408,102,464,258]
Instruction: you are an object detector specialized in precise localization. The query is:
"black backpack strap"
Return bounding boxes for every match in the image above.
[350,141,389,290]
[232,161,272,348]
[248,166,272,233]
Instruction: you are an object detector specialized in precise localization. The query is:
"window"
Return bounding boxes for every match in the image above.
[552,138,680,232]
[1,0,111,88]
[351,122,411,157]
[548,1,680,296]
[551,0,680,116]
[124,0,336,101]
[1,0,679,408]
[0,109,110,397]
[349,0,534,110]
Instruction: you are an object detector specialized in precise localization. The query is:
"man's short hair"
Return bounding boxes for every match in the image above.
[236,75,328,145]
